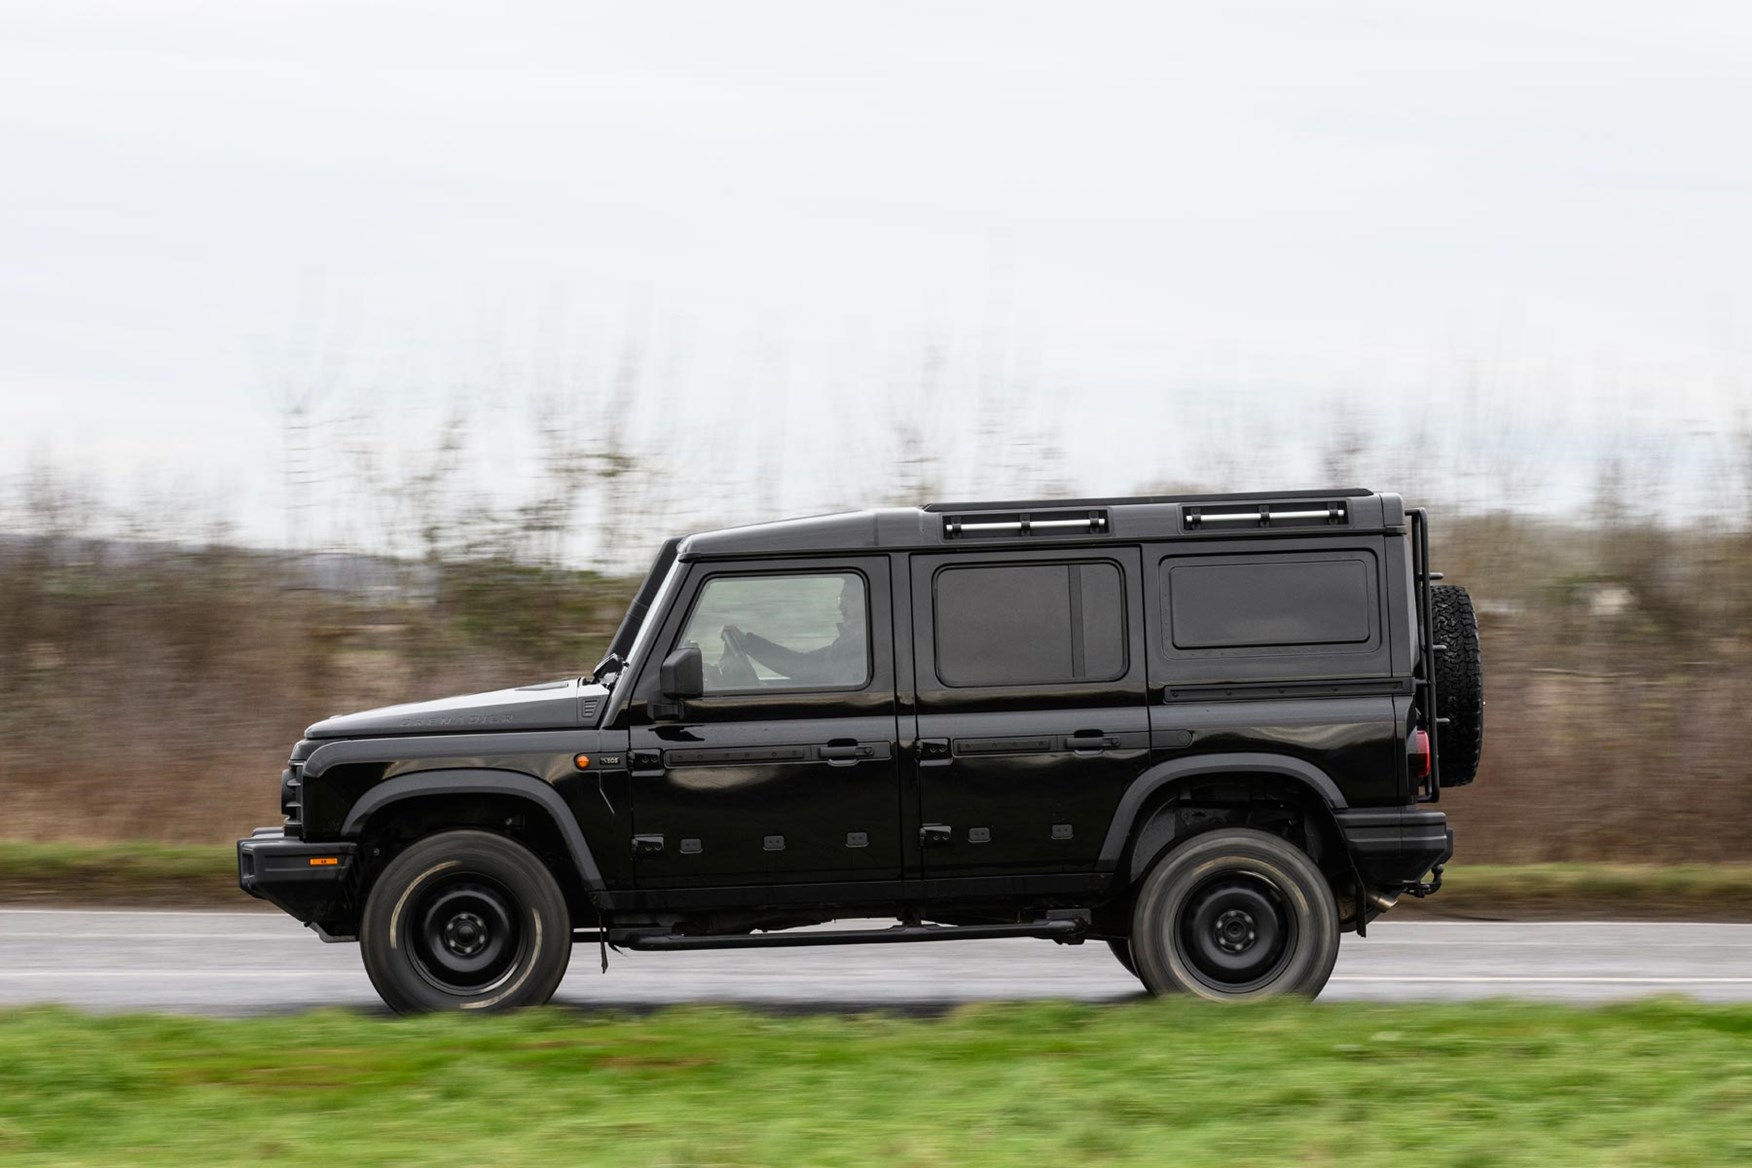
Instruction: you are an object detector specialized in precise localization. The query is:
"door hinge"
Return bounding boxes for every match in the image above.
[920,823,952,846]
[632,834,664,855]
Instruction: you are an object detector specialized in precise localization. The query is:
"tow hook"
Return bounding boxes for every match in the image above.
[1407,863,1445,898]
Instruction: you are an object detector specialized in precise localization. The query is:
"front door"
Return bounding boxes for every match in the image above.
[627,556,902,889]
[909,547,1150,877]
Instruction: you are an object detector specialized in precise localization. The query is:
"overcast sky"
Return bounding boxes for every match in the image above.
[3,2,1750,548]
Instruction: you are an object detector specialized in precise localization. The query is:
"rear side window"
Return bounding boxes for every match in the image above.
[934,561,1125,687]
[1161,551,1379,661]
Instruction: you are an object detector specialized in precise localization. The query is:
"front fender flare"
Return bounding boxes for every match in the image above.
[1096,751,1349,871]
[340,768,604,892]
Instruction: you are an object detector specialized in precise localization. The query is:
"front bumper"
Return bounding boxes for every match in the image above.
[1334,807,1453,890]
[237,828,357,926]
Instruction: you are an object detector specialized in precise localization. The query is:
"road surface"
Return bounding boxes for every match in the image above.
[1,911,1748,1016]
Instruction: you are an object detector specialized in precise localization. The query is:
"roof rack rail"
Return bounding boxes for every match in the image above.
[923,488,1371,514]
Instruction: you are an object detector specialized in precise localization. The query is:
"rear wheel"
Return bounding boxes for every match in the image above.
[361,830,572,1014]
[1130,828,1339,1001]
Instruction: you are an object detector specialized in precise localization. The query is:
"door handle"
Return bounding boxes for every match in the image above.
[1068,730,1118,754]
[819,740,875,765]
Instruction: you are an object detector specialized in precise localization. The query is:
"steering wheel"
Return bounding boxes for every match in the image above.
[717,626,759,688]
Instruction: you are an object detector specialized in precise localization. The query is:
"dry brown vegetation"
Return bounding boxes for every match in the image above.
[1435,512,1752,864]
[3,449,1751,862]
[0,532,635,842]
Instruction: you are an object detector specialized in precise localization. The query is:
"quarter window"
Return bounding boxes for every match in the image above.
[934,561,1125,687]
[677,572,869,692]
[1162,553,1377,653]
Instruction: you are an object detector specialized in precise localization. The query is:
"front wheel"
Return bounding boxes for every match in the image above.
[1130,828,1339,1001]
[361,829,573,1014]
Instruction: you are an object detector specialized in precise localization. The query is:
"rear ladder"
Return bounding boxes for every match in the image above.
[1409,507,1444,802]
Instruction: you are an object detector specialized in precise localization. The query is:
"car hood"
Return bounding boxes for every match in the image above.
[304,678,610,739]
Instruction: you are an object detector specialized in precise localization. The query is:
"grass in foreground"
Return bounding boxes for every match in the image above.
[0,1000,1748,1166]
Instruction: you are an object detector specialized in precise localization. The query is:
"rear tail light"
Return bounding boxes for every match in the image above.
[1409,729,1431,780]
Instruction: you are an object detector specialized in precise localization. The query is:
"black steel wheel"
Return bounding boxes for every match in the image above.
[361,830,572,1014]
[1130,828,1339,1001]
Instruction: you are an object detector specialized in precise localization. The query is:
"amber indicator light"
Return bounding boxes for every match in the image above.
[573,753,591,769]
[308,857,339,867]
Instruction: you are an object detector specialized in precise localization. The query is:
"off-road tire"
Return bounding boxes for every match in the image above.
[1130,828,1340,1001]
[361,830,572,1015]
[1430,583,1484,786]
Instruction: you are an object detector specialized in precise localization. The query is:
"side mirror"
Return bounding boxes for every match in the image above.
[659,645,704,700]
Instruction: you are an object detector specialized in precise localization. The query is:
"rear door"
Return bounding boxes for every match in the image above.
[627,557,902,889]
[909,547,1149,876]
[1147,537,1405,804]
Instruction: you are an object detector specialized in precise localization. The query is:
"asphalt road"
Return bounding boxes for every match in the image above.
[2,911,1750,1016]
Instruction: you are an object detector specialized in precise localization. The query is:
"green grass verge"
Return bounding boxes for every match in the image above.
[0,841,235,905]
[3,841,1752,916]
[1424,863,1752,917]
[0,1001,1748,1166]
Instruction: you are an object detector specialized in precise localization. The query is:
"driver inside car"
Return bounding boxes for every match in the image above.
[719,580,865,687]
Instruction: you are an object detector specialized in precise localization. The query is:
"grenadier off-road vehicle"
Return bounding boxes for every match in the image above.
[239,490,1482,1012]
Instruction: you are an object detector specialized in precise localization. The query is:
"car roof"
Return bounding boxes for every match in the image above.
[677,489,1402,559]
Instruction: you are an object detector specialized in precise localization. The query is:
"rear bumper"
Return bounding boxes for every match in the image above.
[1334,807,1453,889]
[236,828,357,925]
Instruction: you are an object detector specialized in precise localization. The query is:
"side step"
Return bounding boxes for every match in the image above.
[590,920,1084,951]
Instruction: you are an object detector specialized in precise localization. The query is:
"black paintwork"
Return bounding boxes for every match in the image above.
[623,554,903,889]
[304,678,610,740]
[240,489,1457,942]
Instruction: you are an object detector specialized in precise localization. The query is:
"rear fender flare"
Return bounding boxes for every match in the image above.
[1098,752,1349,883]
[340,768,604,892]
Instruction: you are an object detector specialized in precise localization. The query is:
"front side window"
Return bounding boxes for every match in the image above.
[676,572,869,692]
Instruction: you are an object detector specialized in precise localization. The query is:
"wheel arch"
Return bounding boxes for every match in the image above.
[1099,753,1351,887]
[340,768,605,896]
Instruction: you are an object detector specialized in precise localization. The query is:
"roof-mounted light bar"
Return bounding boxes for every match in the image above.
[943,509,1110,540]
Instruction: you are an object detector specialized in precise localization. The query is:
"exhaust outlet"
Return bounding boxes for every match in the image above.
[1365,889,1401,916]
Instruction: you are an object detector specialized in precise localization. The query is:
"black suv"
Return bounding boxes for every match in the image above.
[239,490,1482,1012]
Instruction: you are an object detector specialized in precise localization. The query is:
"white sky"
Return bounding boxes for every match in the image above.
[3,1,1750,551]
